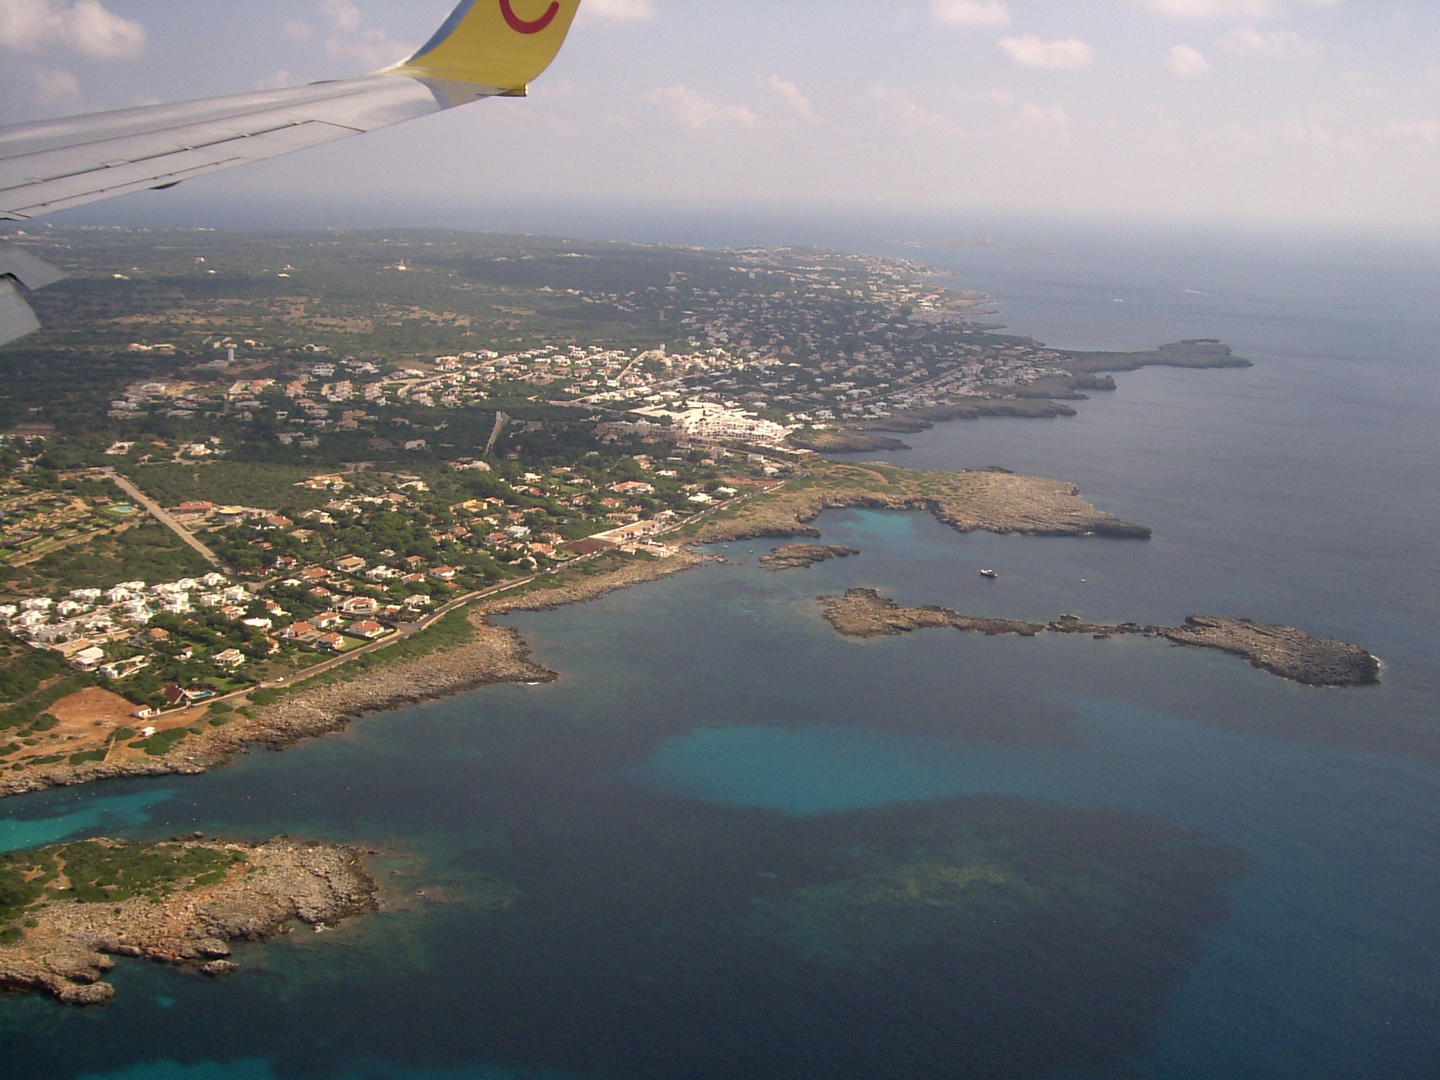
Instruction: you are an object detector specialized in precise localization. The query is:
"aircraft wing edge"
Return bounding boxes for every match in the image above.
[0,0,583,346]
[0,74,508,222]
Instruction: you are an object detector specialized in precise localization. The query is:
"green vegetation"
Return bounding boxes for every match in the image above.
[13,521,211,594]
[363,605,473,663]
[0,665,90,734]
[131,727,191,756]
[0,840,242,927]
[125,462,330,514]
[0,637,70,703]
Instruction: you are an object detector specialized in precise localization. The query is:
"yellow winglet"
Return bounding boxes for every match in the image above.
[390,0,582,92]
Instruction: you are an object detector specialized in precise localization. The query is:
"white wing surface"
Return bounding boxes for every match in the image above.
[0,77,500,223]
[0,0,582,346]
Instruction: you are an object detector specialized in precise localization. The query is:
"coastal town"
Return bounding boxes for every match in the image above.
[1,437,789,742]
[5,227,1211,462]
[0,228,1251,791]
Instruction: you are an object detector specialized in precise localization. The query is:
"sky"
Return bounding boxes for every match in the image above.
[2,0,1439,233]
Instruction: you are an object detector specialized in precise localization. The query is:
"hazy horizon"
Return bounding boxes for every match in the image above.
[3,1,1439,232]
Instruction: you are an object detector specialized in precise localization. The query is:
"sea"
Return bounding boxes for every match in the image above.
[2,217,1438,1079]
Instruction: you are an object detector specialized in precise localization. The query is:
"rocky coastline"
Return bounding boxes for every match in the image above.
[820,589,1379,687]
[0,836,377,1004]
[789,341,1250,450]
[759,544,861,572]
[0,460,1145,802]
[0,619,555,798]
[474,547,712,616]
[0,550,711,801]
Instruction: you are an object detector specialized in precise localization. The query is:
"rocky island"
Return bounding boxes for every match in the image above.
[1160,615,1380,687]
[759,544,861,572]
[820,589,1379,687]
[0,836,378,1004]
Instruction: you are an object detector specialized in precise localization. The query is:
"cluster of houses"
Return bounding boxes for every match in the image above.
[0,572,254,675]
[0,559,403,682]
[628,401,791,445]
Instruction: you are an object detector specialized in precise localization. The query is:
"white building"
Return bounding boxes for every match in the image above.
[74,646,107,670]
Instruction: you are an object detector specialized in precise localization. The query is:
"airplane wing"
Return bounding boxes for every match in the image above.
[0,0,582,347]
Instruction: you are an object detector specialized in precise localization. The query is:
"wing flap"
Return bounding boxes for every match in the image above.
[0,279,42,348]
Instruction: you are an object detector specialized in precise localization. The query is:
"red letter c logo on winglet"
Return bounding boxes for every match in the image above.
[500,0,560,34]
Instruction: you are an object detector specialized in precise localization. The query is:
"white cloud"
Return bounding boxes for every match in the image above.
[1012,102,1069,129]
[320,0,361,33]
[1340,71,1385,101]
[0,0,145,59]
[1381,119,1440,148]
[283,20,315,42]
[1140,0,1280,18]
[999,36,1094,70]
[317,0,413,70]
[952,87,1016,106]
[1169,44,1210,76]
[578,0,655,22]
[646,85,757,129]
[930,0,1009,27]
[763,76,816,122]
[1221,25,1322,59]
[869,85,955,134]
[33,63,79,101]
[1139,0,1342,17]
[255,70,301,91]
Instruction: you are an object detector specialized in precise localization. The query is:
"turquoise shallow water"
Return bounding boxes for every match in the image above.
[0,789,176,853]
[2,227,1438,1079]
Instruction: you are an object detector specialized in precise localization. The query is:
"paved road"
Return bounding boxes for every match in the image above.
[169,479,791,710]
[102,468,225,569]
[243,569,550,694]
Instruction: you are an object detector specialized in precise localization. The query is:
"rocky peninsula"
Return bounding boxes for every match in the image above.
[821,589,1379,687]
[0,836,377,1004]
[689,461,1151,545]
[759,544,861,572]
[791,341,1252,449]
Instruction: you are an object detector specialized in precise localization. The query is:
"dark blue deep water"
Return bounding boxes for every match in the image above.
[2,225,1437,1079]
